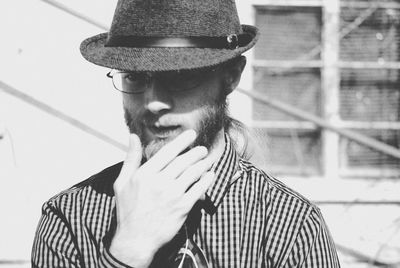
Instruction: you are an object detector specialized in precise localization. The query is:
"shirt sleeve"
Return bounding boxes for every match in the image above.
[31,201,134,268]
[283,208,341,268]
[31,201,82,268]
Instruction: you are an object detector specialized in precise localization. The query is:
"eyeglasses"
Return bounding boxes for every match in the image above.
[172,224,209,268]
[106,68,217,94]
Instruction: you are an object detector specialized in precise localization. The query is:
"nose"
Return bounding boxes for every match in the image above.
[143,78,172,114]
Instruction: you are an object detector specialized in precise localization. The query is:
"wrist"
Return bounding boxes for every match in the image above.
[109,234,157,268]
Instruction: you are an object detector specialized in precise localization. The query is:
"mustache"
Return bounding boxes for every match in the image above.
[124,97,229,156]
[124,108,180,132]
[140,112,180,127]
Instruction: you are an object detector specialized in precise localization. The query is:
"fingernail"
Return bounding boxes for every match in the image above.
[196,146,208,155]
[183,129,197,140]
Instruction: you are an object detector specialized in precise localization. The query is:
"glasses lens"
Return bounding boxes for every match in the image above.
[113,72,147,94]
[166,69,214,92]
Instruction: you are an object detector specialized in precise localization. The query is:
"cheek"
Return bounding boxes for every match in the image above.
[123,94,137,106]
[123,96,143,115]
[176,102,213,131]
[172,87,221,126]
[174,87,219,111]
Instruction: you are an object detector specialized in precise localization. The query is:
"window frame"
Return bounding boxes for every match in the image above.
[245,0,400,179]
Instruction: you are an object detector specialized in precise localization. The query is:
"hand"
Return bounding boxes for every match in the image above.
[109,130,215,268]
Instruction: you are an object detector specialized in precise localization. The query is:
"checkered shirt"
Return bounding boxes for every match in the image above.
[32,135,340,267]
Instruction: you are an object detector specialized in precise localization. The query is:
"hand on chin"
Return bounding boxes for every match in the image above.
[144,132,182,159]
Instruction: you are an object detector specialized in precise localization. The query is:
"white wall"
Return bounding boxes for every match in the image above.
[0,0,124,262]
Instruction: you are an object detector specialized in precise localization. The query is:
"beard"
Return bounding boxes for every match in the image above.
[124,95,229,160]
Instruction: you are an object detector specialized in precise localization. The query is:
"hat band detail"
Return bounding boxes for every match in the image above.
[105,34,252,49]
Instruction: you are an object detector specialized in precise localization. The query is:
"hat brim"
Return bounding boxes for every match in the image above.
[80,25,259,72]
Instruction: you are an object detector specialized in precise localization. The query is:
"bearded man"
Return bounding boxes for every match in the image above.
[32,0,340,267]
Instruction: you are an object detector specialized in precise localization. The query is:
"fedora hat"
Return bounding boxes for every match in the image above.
[80,0,259,72]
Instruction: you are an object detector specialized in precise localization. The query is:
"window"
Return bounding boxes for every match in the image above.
[339,2,400,176]
[252,0,400,178]
[253,5,323,176]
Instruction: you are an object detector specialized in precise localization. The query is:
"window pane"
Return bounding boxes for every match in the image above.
[255,6,322,60]
[340,68,400,122]
[253,68,321,121]
[340,6,400,61]
[341,129,400,169]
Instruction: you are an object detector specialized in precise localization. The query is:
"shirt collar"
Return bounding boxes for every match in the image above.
[205,133,240,211]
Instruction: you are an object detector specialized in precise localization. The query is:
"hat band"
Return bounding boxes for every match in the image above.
[105,33,252,50]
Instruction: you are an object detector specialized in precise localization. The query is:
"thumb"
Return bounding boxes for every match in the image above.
[116,134,142,185]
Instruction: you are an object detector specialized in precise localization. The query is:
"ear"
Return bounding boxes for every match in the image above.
[222,56,247,95]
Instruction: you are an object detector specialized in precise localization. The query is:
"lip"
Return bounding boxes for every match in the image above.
[147,124,181,139]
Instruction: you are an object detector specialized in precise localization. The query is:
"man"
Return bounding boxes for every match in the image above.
[32,0,340,267]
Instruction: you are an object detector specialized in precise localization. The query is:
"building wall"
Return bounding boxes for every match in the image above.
[0,0,123,264]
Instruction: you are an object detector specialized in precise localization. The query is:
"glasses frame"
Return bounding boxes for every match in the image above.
[106,68,218,95]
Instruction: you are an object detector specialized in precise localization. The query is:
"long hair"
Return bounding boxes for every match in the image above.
[218,57,256,161]
[224,116,253,160]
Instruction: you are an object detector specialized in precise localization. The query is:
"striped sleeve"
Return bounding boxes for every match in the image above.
[31,201,82,268]
[283,208,340,268]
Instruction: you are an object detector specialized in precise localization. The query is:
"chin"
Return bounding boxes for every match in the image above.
[143,133,182,160]
[142,128,196,159]
[144,139,167,160]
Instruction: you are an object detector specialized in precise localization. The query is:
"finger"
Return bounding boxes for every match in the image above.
[116,134,143,186]
[182,171,215,206]
[175,156,215,193]
[142,129,196,172]
[160,146,208,180]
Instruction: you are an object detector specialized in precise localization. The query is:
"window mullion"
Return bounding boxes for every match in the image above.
[322,0,341,179]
